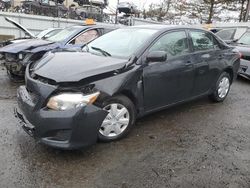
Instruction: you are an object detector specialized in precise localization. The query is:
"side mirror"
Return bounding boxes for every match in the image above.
[146,51,167,63]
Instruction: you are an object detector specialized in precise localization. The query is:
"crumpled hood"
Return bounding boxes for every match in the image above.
[0,39,55,53]
[5,17,35,38]
[33,52,128,83]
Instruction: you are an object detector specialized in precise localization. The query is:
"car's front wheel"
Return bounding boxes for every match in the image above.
[98,95,136,142]
[209,72,231,102]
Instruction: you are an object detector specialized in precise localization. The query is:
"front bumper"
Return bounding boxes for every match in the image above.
[16,86,108,150]
[238,59,250,79]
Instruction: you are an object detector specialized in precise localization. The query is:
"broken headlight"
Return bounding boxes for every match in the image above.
[5,53,17,62]
[46,92,100,111]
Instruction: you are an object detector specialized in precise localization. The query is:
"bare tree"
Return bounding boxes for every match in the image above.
[244,0,250,21]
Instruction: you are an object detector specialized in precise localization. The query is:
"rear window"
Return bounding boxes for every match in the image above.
[216,29,236,40]
[238,32,250,45]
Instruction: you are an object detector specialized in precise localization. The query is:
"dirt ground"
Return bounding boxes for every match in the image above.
[0,65,250,188]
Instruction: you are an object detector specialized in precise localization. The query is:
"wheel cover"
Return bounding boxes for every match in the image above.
[99,103,130,138]
[218,77,230,99]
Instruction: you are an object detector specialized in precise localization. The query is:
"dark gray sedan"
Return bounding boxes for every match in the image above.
[16,25,240,150]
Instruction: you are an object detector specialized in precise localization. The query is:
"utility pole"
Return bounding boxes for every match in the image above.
[245,0,250,22]
[115,0,119,24]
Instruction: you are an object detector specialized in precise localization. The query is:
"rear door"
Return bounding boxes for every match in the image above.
[189,29,223,96]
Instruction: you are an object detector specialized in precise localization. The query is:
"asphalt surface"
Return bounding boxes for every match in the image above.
[1,65,250,188]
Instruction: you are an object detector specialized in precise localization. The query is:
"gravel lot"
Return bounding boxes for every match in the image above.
[0,65,250,188]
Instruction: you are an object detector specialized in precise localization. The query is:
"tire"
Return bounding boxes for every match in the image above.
[98,95,136,142]
[209,72,231,102]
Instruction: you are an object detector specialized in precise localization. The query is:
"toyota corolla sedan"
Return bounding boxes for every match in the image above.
[15,25,240,150]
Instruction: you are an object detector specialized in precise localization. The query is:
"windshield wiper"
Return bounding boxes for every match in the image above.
[91,46,111,57]
[236,41,247,45]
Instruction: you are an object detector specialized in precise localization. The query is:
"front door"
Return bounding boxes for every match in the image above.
[143,30,195,112]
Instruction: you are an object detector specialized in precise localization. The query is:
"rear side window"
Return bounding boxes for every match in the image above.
[190,31,216,51]
[216,29,235,40]
[149,31,189,58]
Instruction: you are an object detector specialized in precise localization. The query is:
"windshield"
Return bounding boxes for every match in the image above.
[36,29,62,39]
[85,28,158,59]
[47,27,79,42]
[238,32,250,45]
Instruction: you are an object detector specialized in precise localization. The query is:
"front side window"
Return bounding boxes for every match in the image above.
[149,31,189,58]
[190,31,215,51]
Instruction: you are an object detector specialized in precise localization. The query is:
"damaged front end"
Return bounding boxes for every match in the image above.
[3,51,46,81]
[15,50,141,149]
[4,52,25,80]
[15,64,109,149]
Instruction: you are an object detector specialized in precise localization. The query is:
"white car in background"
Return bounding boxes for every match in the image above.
[117,1,139,14]
[89,0,106,5]
[0,17,61,47]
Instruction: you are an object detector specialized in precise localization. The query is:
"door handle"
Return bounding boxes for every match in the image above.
[201,54,210,58]
[185,61,192,65]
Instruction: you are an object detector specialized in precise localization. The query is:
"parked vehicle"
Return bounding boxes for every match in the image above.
[15,25,240,150]
[0,0,11,11]
[73,0,108,6]
[232,31,250,79]
[0,17,61,47]
[0,23,118,81]
[216,27,248,44]
[216,27,250,79]
[69,5,103,22]
[20,0,68,18]
[117,1,139,14]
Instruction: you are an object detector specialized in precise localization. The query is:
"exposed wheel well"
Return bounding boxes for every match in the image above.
[224,68,234,83]
[119,90,138,111]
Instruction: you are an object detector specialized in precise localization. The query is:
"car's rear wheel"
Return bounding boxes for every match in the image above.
[209,72,231,102]
[98,95,136,142]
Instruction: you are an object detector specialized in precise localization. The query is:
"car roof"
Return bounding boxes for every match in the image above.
[70,24,119,30]
[130,24,205,31]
